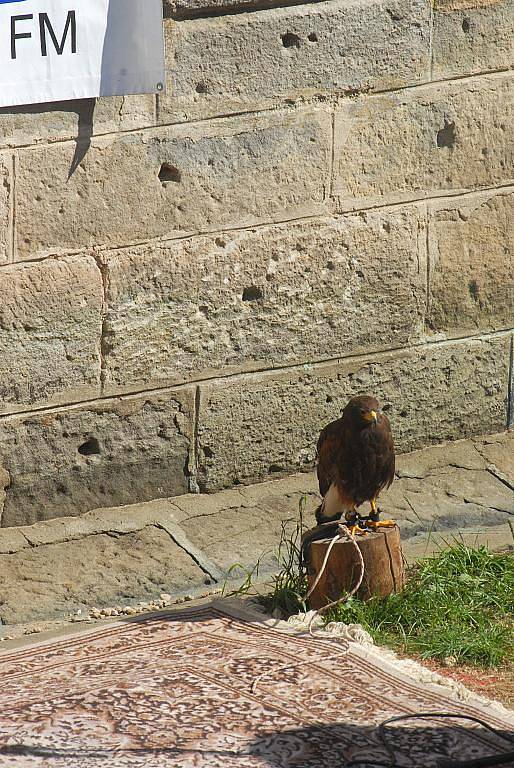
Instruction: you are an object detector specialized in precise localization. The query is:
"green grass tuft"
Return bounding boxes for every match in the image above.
[260,497,308,616]
[325,543,514,668]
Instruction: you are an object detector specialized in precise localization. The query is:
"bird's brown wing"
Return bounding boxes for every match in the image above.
[316,417,344,497]
[374,412,396,495]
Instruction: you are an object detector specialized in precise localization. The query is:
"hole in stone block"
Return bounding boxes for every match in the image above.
[268,464,283,474]
[159,163,181,184]
[242,286,264,301]
[78,437,101,456]
[308,32,318,42]
[203,446,214,459]
[462,17,470,32]
[195,82,209,93]
[436,121,456,149]
[281,32,301,49]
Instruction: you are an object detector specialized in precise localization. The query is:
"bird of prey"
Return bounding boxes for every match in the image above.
[315,394,395,534]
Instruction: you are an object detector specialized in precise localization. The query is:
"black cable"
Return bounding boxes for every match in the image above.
[437,752,514,768]
[344,712,514,768]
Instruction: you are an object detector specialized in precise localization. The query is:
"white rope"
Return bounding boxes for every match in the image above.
[305,523,366,634]
[251,524,366,693]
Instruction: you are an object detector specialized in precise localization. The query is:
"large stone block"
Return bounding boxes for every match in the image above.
[0,388,195,527]
[0,255,103,415]
[15,108,330,260]
[196,335,510,490]
[0,96,155,151]
[102,207,427,393]
[0,155,11,264]
[333,73,514,210]
[428,189,514,335]
[161,0,430,122]
[0,527,205,624]
[432,0,514,79]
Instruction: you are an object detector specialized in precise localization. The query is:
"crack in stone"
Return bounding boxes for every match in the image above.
[154,522,224,582]
[461,497,513,517]
[485,465,514,493]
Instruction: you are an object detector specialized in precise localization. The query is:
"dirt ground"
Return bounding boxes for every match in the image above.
[416,657,514,709]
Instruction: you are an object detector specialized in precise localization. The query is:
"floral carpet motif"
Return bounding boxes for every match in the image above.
[1,602,513,767]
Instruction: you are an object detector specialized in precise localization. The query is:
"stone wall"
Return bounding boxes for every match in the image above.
[0,0,512,527]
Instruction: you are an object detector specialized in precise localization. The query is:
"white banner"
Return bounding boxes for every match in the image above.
[0,0,165,108]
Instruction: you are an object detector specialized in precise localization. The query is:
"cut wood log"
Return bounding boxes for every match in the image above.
[304,525,405,610]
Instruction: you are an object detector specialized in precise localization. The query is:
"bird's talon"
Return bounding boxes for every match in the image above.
[367,519,396,529]
[347,524,368,536]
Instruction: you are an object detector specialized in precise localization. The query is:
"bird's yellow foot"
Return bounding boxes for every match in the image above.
[348,524,368,536]
[367,519,396,529]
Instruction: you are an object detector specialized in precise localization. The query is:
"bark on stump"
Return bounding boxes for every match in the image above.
[305,526,405,610]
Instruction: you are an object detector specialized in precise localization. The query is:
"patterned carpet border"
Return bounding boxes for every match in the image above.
[1,598,512,767]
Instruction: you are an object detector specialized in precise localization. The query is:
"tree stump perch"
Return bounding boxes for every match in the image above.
[305,526,405,610]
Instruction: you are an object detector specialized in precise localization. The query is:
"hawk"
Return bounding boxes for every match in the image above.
[315,394,395,534]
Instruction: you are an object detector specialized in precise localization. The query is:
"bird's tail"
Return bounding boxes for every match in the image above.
[314,502,343,526]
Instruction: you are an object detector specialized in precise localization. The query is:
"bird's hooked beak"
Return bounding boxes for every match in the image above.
[363,409,379,424]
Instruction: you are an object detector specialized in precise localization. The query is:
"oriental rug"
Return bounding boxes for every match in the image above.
[0,601,513,768]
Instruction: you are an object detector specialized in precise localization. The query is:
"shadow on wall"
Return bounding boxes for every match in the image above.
[0,0,147,179]
[0,98,96,180]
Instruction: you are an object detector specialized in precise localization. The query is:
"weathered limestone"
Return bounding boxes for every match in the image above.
[196,335,510,490]
[0,155,11,264]
[0,527,206,625]
[428,189,514,335]
[0,388,195,527]
[0,432,512,627]
[0,255,103,415]
[0,96,156,151]
[403,523,514,562]
[432,0,514,79]
[15,108,330,260]
[161,0,431,122]
[333,72,514,210]
[474,430,514,485]
[0,1,510,532]
[101,207,426,393]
